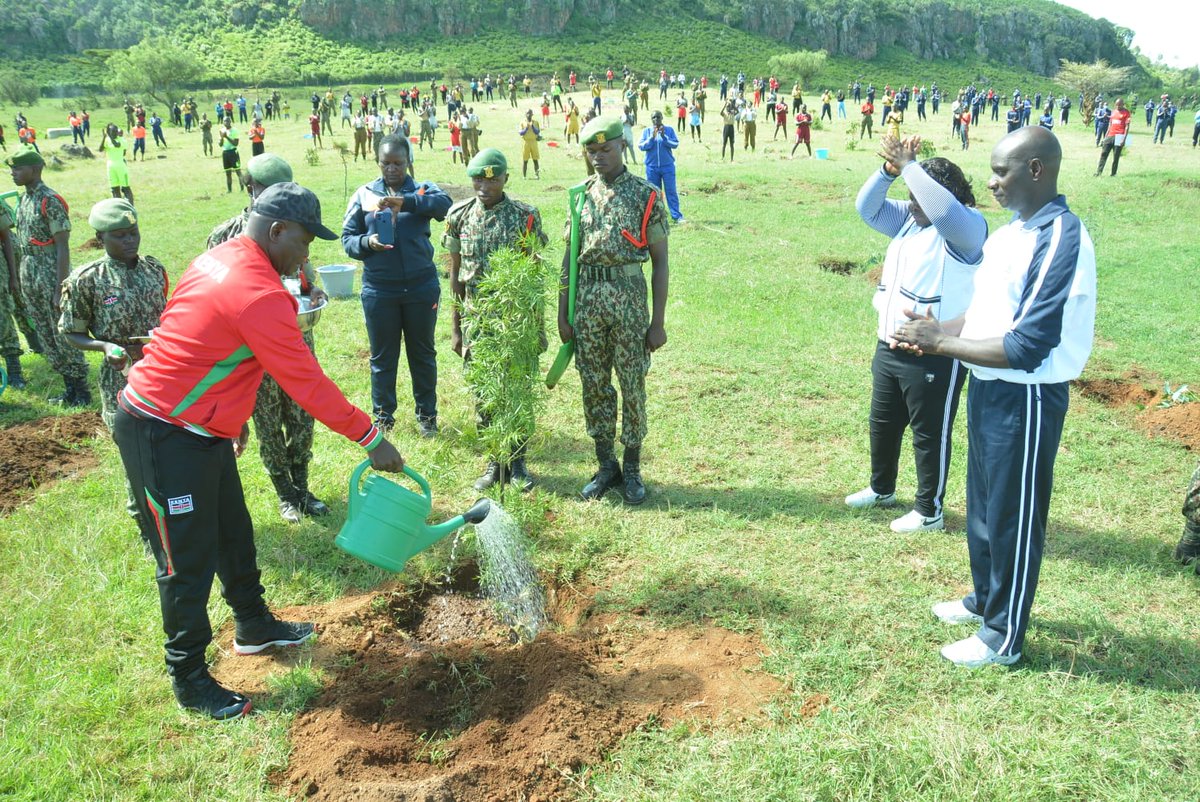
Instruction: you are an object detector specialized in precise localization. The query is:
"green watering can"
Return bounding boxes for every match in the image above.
[334,461,492,572]
[546,182,588,389]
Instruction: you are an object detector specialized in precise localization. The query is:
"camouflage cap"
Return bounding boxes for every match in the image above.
[466,148,507,178]
[88,198,138,232]
[4,144,44,168]
[246,153,293,187]
[581,117,624,146]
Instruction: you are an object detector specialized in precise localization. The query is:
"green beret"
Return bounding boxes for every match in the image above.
[88,198,138,232]
[4,144,44,168]
[246,153,293,187]
[581,117,624,146]
[466,148,507,178]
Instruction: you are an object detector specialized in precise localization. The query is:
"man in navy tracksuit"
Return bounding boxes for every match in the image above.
[638,111,683,223]
[895,126,1096,667]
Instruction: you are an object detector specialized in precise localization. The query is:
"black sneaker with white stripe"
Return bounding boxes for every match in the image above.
[233,613,315,655]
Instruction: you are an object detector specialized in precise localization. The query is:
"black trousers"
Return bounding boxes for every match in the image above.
[1096,137,1123,175]
[113,408,268,677]
[962,378,1068,657]
[869,342,966,517]
[362,290,439,423]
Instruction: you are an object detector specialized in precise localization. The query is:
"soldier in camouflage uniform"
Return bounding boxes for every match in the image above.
[0,197,41,388]
[207,153,330,524]
[443,148,548,491]
[6,145,90,405]
[1174,464,1200,575]
[59,198,167,538]
[558,118,670,505]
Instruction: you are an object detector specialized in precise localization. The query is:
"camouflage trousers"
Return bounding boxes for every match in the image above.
[254,331,316,477]
[0,275,40,357]
[1181,462,1200,543]
[20,254,87,380]
[574,272,650,450]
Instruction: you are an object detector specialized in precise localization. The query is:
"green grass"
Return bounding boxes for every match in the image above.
[1,85,1199,800]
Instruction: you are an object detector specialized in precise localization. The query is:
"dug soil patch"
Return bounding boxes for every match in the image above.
[818,258,857,276]
[1075,375,1160,408]
[1074,371,1200,451]
[214,573,781,802]
[0,412,103,512]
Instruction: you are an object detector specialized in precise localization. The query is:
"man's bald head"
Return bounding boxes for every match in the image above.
[988,125,1062,221]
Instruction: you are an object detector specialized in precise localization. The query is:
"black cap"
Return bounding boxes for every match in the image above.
[251,182,338,241]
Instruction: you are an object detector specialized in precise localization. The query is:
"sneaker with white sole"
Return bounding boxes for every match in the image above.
[844,487,897,510]
[932,599,984,625]
[940,634,1020,668]
[890,509,944,532]
[233,613,316,655]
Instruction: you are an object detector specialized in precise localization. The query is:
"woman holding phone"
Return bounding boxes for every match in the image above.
[342,135,452,436]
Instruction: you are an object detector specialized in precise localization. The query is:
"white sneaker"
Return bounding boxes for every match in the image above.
[932,599,984,625]
[844,487,897,510]
[890,510,944,532]
[940,635,1020,668]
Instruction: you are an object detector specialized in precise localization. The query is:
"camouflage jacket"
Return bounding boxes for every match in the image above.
[442,195,547,285]
[16,181,70,255]
[563,170,669,268]
[58,254,167,344]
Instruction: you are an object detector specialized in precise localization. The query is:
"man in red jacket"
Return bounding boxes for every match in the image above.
[1095,97,1132,177]
[113,182,405,720]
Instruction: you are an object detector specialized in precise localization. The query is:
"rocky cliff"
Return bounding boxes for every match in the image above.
[2,0,1134,78]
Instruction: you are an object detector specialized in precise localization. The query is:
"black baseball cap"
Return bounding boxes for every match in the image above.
[251,182,338,240]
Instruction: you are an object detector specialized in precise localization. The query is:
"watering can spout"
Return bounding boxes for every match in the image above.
[428,498,492,539]
[462,498,492,525]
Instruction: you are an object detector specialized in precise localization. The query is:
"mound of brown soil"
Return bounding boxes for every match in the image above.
[1141,404,1200,452]
[0,412,103,512]
[1075,376,1160,407]
[213,577,781,802]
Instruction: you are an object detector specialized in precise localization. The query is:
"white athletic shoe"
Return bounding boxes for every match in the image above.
[932,599,984,625]
[844,487,897,510]
[940,635,1020,668]
[890,510,944,532]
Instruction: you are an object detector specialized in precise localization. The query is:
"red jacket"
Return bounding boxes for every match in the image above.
[123,236,381,448]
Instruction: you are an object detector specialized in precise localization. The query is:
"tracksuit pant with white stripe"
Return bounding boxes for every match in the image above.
[869,342,965,518]
[962,377,1068,657]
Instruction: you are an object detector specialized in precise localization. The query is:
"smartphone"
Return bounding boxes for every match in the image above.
[373,208,394,246]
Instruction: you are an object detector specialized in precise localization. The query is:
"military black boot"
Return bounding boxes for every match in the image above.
[474,461,506,491]
[69,377,92,407]
[269,472,303,524]
[580,441,620,501]
[4,354,25,390]
[509,458,535,492]
[1173,527,1200,565]
[622,446,646,506]
[292,465,329,517]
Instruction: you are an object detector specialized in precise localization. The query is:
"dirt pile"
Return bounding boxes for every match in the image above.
[0,412,103,512]
[214,574,781,802]
[1074,371,1200,451]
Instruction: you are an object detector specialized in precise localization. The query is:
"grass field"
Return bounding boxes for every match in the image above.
[1,84,1199,801]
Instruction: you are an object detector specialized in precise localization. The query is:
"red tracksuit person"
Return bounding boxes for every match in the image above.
[113,183,404,720]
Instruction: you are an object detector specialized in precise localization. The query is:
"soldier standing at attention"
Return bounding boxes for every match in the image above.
[7,145,91,405]
[443,149,549,491]
[0,196,38,388]
[207,153,331,523]
[59,198,167,540]
[559,118,670,505]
